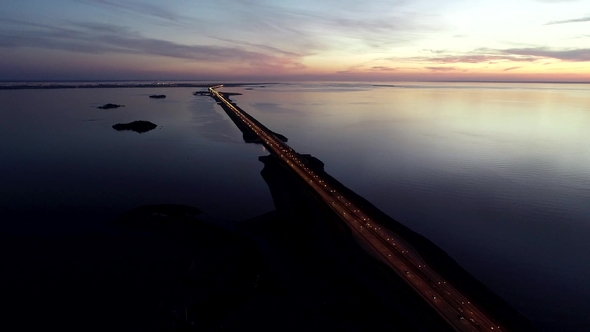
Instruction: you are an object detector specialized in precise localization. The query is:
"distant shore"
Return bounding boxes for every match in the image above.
[0,82,277,90]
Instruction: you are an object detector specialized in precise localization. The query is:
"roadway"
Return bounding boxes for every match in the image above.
[209,86,505,332]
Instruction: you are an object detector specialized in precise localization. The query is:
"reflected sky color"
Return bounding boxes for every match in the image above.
[1,82,589,330]
[1,0,589,81]
[230,82,590,331]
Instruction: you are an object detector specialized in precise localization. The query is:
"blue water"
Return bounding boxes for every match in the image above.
[0,87,275,233]
[1,82,589,331]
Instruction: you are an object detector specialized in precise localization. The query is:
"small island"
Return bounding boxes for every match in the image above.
[149,95,166,99]
[193,90,210,96]
[98,103,124,109]
[112,120,157,133]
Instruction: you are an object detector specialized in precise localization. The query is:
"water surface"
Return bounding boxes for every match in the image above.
[1,82,589,331]
[0,87,275,234]
[228,82,590,331]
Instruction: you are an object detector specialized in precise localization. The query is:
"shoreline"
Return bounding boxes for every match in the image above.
[0,82,278,90]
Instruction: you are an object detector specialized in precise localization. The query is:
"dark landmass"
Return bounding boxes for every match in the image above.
[2,81,588,91]
[373,84,396,87]
[0,82,279,90]
[245,87,254,90]
[211,92,288,143]
[98,103,124,109]
[149,94,166,99]
[112,120,157,133]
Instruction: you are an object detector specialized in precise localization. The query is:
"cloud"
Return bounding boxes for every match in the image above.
[388,52,538,65]
[0,20,304,69]
[1,0,436,79]
[371,66,398,71]
[74,0,192,26]
[386,46,590,67]
[425,66,457,71]
[503,66,521,71]
[545,16,590,25]
[427,54,538,64]
[217,1,435,51]
[536,0,581,2]
[502,47,590,61]
[207,37,308,58]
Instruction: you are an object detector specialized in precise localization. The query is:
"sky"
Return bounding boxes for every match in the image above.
[0,0,589,82]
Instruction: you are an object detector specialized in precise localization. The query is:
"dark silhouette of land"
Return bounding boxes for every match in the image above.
[0,82,279,90]
[98,103,124,109]
[149,94,166,99]
[112,120,157,133]
[192,90,210,95]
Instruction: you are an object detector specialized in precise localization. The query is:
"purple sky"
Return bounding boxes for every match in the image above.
[1,0,589,81]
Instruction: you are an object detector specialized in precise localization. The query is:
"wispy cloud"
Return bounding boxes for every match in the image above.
[207,37,308,58]
[1,0,439,79]
[218,1,435,51]
[0,20,303,69]
[425,66,457,71]
[501,47,590,61]
[386,46,590,67]
[503,66,521,71]
[371,66,398,71]
[74,0,193,26]
[426,49,447,54]
[426,54,538,64]
[387,53,538,65]
[536,0,582,3]
[545,16,590,25]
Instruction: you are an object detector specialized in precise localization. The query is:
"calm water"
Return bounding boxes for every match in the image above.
[0,87,275,232]
[1,82,589,331]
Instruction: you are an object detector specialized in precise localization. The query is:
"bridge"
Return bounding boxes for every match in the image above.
[209,85,505,332]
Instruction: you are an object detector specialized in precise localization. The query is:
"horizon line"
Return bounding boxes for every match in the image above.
[1,79,589,84]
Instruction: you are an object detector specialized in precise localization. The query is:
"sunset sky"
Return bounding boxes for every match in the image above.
[1,0,589,81]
